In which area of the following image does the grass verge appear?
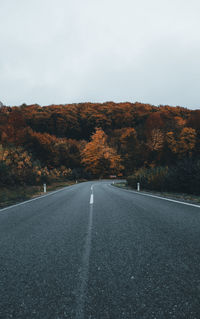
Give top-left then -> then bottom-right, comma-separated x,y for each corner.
0,180 -> 75,209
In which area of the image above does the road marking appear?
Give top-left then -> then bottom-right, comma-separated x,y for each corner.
0,184 -> 76,212
75,195 -> 94,319
110,184 -> 200,209
90,194 -> 94,205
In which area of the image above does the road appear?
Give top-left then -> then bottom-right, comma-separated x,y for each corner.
0,180 -> 200,319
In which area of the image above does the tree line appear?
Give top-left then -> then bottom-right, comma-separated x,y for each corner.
0,102 -> 199,193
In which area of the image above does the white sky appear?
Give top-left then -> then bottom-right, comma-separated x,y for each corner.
0,0 -> 200,109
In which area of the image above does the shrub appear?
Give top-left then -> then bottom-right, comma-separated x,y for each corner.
127,158 -> 200,195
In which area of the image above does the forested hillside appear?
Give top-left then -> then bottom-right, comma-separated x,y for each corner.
0,102 -> 199,193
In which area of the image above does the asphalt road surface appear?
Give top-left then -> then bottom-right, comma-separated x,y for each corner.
0,180 -> 200,319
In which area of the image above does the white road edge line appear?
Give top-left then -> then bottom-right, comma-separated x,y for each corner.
110,184 -> 200,209
0,184 -> 76,212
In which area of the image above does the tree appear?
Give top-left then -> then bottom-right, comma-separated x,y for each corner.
179,127 -> 196,156
166,127 -> 196,157
119,127 -> 140,174
0,109 -> 27,146
81,128 -> 124,177
147,129 -> 164,152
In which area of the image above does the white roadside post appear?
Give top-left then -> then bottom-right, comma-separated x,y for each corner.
44,183 -> 47,193
137,182 -> 140,192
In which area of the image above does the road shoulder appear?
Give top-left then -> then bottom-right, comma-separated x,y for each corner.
112,182 -> 200,207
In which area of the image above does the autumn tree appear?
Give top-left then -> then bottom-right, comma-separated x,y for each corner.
54,138 -> 83,168
81,128 -> 124,177
119,127 -> 141,174
0,108 -> 27,146
166,127 -> 196,158
179,127 -> 196,156
0,102 -> 199,185
0,145 -> 37,185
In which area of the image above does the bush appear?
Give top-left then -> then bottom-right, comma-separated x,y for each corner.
0,161 -> 13,186
127,166 -> 169,192
127,158 -> 200,195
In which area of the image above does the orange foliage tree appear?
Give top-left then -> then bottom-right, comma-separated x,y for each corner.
119,127 -> 140,174
166,127 -> 196,157
81,128 -> 124,177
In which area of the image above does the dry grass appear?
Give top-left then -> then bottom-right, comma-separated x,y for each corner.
0,180 -> 75,209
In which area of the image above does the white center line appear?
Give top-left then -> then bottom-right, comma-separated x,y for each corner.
75,187 -> 94,319
90,194 -> 94,205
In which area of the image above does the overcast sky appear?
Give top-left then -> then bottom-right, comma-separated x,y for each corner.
0,0 -> 200,109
